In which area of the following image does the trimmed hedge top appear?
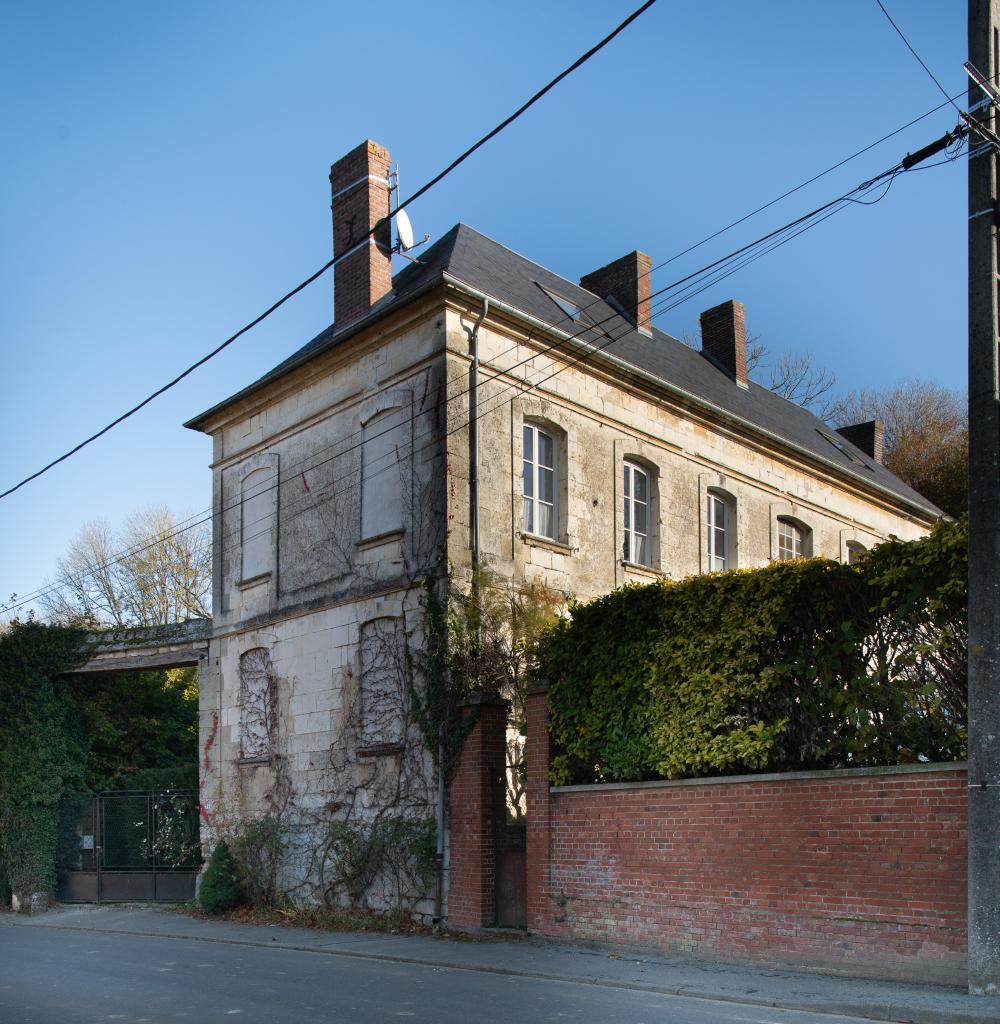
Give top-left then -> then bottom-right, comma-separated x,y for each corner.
539,519 -> 966,785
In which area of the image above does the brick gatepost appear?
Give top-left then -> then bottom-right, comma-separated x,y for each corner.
525,680 -> 552,933
447,692 -> 507,928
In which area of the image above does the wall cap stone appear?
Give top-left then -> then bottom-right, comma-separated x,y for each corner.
551,760 -> 967,793
459,691 -> 508,709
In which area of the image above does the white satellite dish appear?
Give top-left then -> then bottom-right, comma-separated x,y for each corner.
394,208 -> 415,252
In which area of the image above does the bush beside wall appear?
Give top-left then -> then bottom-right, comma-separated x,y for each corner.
540,520 -> 966,785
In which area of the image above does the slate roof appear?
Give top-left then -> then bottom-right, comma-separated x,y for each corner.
186,223 -> 940,518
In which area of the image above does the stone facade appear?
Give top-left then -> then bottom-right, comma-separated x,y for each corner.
192,298 -> 447,905
186,140 -> 938,916
442,297 -> 929,600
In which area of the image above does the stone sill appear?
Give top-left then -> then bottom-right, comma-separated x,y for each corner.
519,533 -> 573,556
621,560 -> 666,580
356,529 -> 405,553
237,572 -> 271,591
236,755 -> 273,768
357,742 -> 405,758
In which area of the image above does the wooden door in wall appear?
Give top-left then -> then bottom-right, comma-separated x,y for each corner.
495,822 -> 526,927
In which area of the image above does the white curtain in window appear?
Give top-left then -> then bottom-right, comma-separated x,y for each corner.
523,424 -> 556,539
778,518 -> 806,560
623,462 -> 649,565
706,492 -> 729,571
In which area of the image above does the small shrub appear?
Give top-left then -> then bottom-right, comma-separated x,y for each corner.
224,816 -> 286,907
199,840 -> 245,915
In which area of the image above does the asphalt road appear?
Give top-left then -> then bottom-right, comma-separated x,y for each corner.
0,925 -> 889,1024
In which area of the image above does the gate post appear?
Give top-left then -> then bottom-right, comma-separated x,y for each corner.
525,680 -> 552,933
447,692 -> 507,928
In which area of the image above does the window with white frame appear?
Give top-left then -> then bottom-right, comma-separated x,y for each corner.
706,490 -> 731,572
622,461 -> 650,566
522,423 -> 557,539
846,540 -> 867,565
777,517 -> 810,560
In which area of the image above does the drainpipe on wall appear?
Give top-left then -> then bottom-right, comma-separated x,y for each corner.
469,298 -> 489,589
434,297 -> 489,923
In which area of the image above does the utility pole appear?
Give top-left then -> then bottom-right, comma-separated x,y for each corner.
968,0 -> 1000,997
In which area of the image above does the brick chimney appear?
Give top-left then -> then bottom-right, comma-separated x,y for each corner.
700,299 -> 748,388
329,140 -> 393,327
580,251 -> 652,336
836,420 -> 885,464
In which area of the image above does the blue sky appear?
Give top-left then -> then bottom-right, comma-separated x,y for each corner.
0,0 -> 968,614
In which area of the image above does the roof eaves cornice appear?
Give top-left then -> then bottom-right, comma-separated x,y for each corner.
440,272 -> 939,523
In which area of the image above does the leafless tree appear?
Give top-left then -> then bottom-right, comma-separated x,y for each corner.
40,505 -> 211,627
826,380 -> 968,518
683,332 -> 837,413
757,351 -> 837,412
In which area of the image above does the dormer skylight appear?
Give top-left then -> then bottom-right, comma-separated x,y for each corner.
537,284 -> 593,326
817,428 -> 872,469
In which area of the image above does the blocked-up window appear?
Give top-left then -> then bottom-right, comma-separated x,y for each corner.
239,647 -> 276,759
361,407 -> 406,540
359,618 -> 404,750
241,465 -> 276,580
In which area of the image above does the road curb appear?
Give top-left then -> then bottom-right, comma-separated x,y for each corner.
11,918 -> 997,1024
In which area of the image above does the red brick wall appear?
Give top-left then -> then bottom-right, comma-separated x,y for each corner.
447,696 -> 507,928
525,690 -> 967,982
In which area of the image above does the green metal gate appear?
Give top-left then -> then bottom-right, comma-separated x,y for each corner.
56,791 -> 202,902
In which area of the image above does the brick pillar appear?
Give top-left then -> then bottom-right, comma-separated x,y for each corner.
525,681 -> 553,933
447,692 -> 507,928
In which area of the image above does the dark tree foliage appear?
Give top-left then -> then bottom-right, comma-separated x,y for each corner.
0,620 -> 199,903
540,520 -> 967,785
73,668 -> 198,791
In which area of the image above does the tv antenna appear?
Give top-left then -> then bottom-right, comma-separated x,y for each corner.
388,164 -> 429,261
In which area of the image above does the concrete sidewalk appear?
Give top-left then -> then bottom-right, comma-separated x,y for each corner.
5,904 -> 999,1024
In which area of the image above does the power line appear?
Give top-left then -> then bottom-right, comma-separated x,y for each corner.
641,86 -> 966,281
873,0 -> 960,114
7,154 -> 953,615
0,0 -> 659,503
4,146 -> 961,618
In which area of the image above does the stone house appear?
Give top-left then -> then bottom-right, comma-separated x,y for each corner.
185,139 -> 939,912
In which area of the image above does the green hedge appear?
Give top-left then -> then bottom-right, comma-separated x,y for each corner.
0,620 -> 91,902
541,519 -> 966,785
